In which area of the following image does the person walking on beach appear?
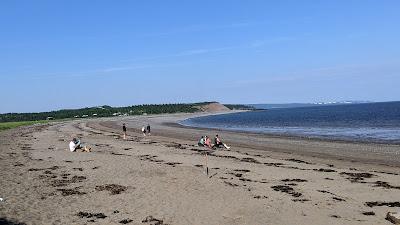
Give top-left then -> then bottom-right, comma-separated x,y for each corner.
141,126 -> 147,136
146,124 -> 151,135
122,123 -> 127,140
214,134 -> 230,149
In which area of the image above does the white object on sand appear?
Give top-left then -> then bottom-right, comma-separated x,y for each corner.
386,212 -> 400,225
69,140 -> 81,152
0,197 -> 4,202
69,141 -> 76,152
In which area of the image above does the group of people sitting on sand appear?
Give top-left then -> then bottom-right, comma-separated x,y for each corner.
198,134 -> 230,150
69,123 -> 232,153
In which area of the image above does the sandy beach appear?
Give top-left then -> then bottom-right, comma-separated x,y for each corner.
1,112 -> 400,225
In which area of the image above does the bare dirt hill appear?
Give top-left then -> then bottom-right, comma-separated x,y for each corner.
195,102 -> 231,112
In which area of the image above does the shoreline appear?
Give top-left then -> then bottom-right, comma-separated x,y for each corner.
178,111 -> 400,146
176,121 -> 400,146
93,113 -> 400,168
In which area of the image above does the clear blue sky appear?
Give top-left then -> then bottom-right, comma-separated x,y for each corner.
1,1 -> 399,113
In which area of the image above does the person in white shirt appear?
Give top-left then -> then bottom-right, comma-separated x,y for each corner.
142,126 -> 147,136
69,138 -> 81,152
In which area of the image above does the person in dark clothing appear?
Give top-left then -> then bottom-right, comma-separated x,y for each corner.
146,124 -> 151,135
214,134 -> 230,149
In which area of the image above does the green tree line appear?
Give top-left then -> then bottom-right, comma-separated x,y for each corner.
0,102 -> 255,123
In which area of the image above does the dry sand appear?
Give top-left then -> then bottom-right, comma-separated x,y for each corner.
1,113 -> 399,225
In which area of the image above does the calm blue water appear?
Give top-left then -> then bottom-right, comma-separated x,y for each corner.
181,102 -> 400,144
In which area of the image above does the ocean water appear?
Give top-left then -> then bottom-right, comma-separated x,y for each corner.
181,101 -> 400,144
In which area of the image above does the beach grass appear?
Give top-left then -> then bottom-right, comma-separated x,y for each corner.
0,120 -> 49,132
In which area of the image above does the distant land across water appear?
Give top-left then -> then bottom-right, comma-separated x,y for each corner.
248,101 -> 373,110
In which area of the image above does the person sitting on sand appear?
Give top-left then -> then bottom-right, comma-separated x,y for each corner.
69,138 -> 82,152
214,134 -> 230,149
198,136 -> 205,147
204,136 -> 214,149
69,138 -> 91,152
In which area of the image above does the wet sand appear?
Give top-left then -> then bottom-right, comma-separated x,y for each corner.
0,113 -> 399,225
98,113 -> 400,168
